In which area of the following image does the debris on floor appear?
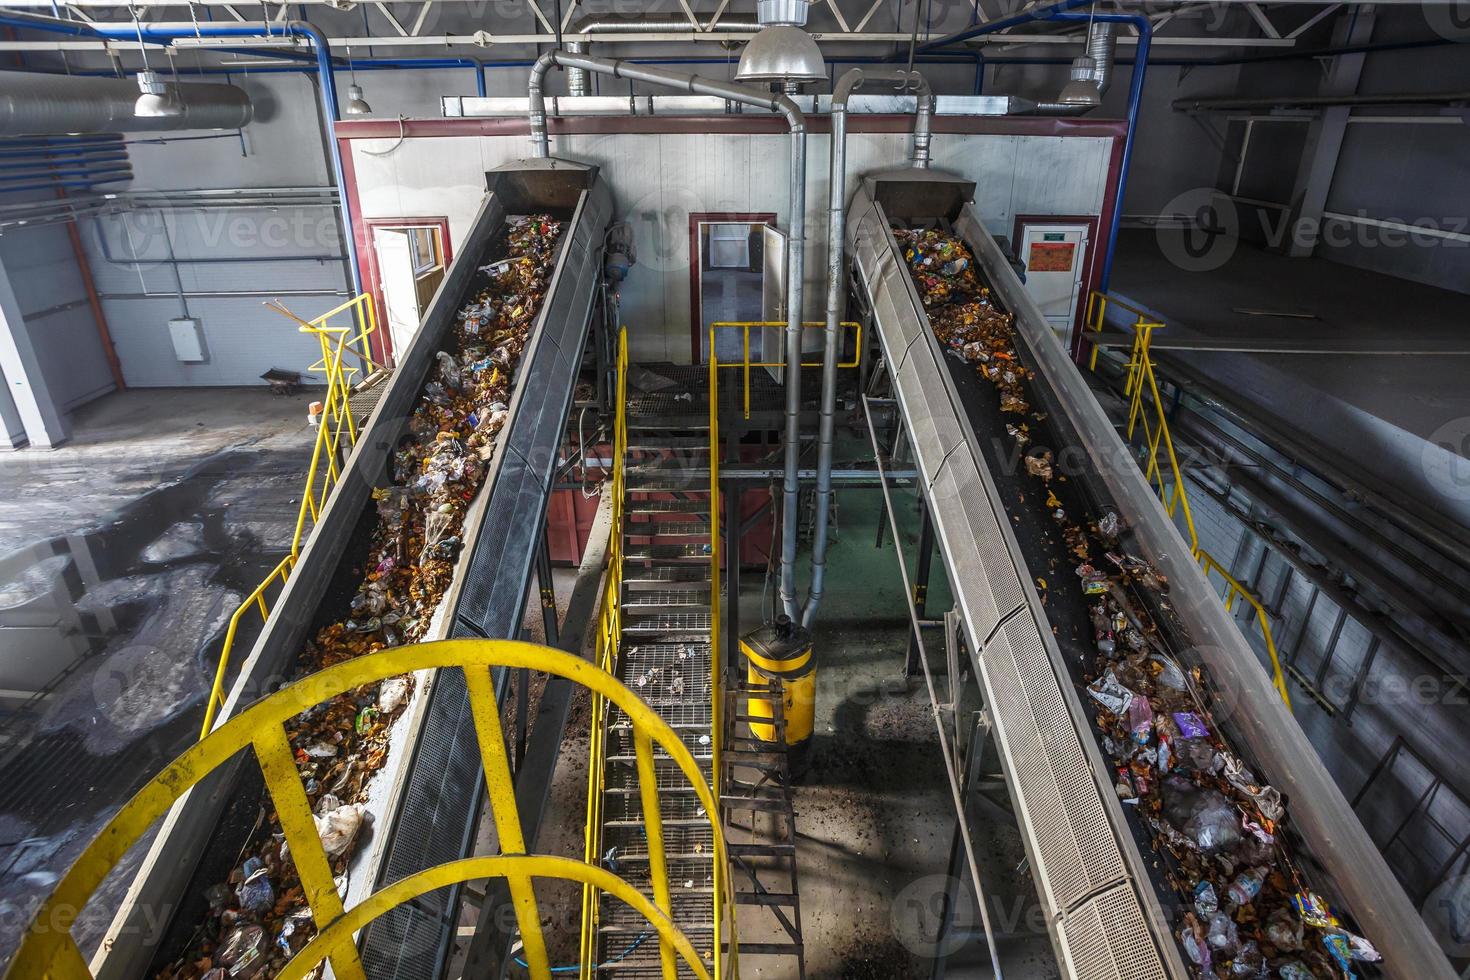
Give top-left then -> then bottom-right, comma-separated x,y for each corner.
155,215 -> 565,980
896,226 -> 1382,980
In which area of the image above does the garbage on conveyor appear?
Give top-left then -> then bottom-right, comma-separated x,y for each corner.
156,215 -> 565,980
894,226 -> 1384,980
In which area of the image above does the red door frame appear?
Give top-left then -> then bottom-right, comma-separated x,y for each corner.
1012,213 -> 1101,349
362,216 -> 454,365
688,211 -> 779,364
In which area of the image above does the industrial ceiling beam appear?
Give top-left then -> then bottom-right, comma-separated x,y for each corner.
0,31 -> 1303,49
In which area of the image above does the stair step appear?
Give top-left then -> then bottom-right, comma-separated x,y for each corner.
622,611 -> 712,634
627,436 -> 713,451
734,891 -> 798,907
622,565 -> 711,587
734,942 -> 805,956
621,589 -> 712,613
626,466 -> 712,491
624,545 -> 711,564
728,842 -> 798,857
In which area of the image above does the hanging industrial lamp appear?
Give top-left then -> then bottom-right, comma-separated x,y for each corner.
734,25 -> 826,84
345,49 -> 373,115
131,6 -> 182,118
135,68 -> 183,117
1057,54 -> 1101,106
1057,5 -> 1102,107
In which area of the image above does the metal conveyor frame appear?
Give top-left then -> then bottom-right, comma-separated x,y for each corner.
94,158 -> 613,980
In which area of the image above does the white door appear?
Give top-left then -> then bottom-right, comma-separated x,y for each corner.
374,228 -> 422,362
1019,223 -> 1089,350
760,226 -> 789,381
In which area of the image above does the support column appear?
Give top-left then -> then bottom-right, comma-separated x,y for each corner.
0,257 -> 69,448
1283,8 -> 1374,258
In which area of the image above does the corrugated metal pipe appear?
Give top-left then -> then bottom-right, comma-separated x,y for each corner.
1031,20 -> 1115,115
803,66 -> 932,627
560,15 -> 758,96
528,49 -> 810,620
0,69 -> 252,135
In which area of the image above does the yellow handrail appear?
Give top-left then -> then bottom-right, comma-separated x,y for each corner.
9,640 -> 722,980
707,324 -> 725,978
580,329 -> 628,975
200,295 -> 385,739
1198,552 -> 1294,709
1085,291 -> 1292,711
710,321 -> 862,419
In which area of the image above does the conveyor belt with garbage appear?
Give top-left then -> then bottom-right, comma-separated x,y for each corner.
847,167 -> 1449,980
94,159 -> 614,980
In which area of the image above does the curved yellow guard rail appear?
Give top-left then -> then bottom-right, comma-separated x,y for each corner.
200,295 -> 384,739
9,639 -> 726,980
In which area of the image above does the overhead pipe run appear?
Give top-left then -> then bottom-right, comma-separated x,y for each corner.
559,14 -> 758,96
0,69 -> 252,135
804,66 -> 932,627
526,48 -> 810,622
0,11 -> 361,293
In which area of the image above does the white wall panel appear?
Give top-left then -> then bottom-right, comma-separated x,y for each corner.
351,128 -> 1113,364
0,225 -> 114,411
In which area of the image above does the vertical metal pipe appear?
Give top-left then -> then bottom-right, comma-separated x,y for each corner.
565,40 -> 589,96
802,66 -> 928,627
522,52 -> 812,620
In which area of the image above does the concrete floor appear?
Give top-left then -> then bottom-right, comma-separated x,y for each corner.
0,387 -> 315,965
497,460 -> 1055,978
1110,229 -> 1470,529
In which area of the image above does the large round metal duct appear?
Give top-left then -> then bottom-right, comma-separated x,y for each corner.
0,71 -> 253,136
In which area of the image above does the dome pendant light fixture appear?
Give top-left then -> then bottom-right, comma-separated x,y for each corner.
1057,4 -> 1102,107
130,8 -> 182,118
1057,54 -> 1101,106
345,49 -> 373,115
135,68 -> 183,117
734,25 -> 826,85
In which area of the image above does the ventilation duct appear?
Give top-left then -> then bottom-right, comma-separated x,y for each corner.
0,70 -> 253,136
561,15 -> 758,95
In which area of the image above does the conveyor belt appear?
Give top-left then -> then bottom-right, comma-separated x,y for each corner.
848,168 -> 1455,980
94,158 -> 613,980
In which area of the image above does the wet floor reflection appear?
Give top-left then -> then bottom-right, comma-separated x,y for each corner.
0,448 -> 298,960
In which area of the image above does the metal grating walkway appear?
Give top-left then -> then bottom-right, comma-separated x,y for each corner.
597,423 -> 718,977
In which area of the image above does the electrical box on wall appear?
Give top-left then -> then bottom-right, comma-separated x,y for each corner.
168,317 -> 207,363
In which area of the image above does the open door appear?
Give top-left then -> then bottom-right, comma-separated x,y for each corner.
371,222 -> 449,363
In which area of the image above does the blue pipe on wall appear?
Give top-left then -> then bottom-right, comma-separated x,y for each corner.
0,11 -> 361,292
908,0 -> 1095,57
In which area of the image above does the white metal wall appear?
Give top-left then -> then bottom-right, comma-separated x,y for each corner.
349,128 -> 1114,362
0,223 -> 115,411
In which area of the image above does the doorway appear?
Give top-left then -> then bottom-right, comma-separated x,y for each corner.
690,212 -> 779,366
369,219 -> 451,364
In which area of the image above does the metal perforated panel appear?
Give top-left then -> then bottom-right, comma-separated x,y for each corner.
1058,883 -> 1171,980
849,176 -> 1176,980
357,168 -> 613,980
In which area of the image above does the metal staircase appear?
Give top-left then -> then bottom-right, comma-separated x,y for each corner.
595,410 -> 719,977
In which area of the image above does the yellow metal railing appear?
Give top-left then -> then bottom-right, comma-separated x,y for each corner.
199,295 -> 385,739
707,324 -> 725,977
580,328 -> 628,975
1085,292 -> 1292,710
710,321 -> 862,419
1198,552 -> 1294,707
8,640 -> 721,980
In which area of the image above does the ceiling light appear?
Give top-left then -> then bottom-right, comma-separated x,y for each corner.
756,0 -> 812,26
1057,55 -> 1101,106
346,83 -> 373,115
135,69 -> 183,118
734,25 -> 826,85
